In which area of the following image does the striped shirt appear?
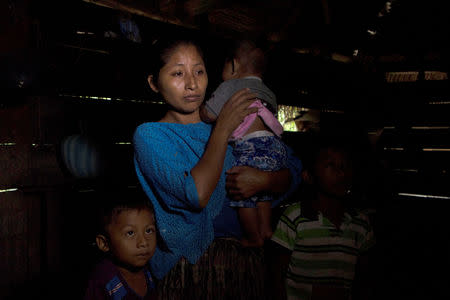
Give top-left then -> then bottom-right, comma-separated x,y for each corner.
271,202 -> 375,300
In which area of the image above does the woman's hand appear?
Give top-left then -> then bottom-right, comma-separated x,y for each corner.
192,89 -> 257,208
226,166 -> 291,200
225,166 -> 269,200
214,88 -> 259,139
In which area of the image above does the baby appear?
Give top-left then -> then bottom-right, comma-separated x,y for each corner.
84,189 -> 157,299
201,39 -> 287,247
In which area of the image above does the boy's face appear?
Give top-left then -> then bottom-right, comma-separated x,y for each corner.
105,209 -> 156,269
313,147 -> 353,199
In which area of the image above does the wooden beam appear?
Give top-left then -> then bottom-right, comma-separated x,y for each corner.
60,43 -> 110,55
82,0 -> 199,29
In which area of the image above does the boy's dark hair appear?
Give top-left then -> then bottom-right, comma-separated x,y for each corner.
300,132 -> 355,173
95,187 -> 155,236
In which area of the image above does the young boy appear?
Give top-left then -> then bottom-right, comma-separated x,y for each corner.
200,39 -> 287,247
84,189 -> 157,300
270,135 -> 376,300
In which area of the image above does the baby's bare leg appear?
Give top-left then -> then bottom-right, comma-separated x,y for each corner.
257,201 -> 273,240
238,207 -> 264,247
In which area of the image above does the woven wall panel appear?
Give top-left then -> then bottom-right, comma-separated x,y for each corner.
0,191 -> 41,295
0,146 -> 31,187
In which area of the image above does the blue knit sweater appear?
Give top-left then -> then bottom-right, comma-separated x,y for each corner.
133,121 -> 302,279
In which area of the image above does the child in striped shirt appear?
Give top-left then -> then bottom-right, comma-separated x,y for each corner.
271,135 -> 376,300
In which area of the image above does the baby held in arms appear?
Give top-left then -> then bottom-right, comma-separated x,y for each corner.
201,39 -> 287,247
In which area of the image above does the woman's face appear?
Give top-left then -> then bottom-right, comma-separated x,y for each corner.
151,44 -> 208,116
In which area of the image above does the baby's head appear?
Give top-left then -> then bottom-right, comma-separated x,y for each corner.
95,189 -> 156,271
222,39 -> 266,81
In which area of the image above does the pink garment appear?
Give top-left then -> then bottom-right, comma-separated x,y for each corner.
231,100 -> 284,140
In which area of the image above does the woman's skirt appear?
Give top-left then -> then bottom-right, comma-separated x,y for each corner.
156,237 -> 268,300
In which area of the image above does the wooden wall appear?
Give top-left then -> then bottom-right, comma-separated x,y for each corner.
0,95 -> 163,299
1,1 -> 449,299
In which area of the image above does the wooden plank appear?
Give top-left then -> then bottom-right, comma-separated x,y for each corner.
0,99 -> 35,187
25,192 -> 42,280
0,190 -> 28,293
0,146 -> 31,187
0,100 -> 36,145
82,0 -> 198,29
36,97 -> 67,145
44,190 -> 64,274
29,145 -> 67,187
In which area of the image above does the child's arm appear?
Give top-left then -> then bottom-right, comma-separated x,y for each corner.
191,88 -> 258,208
200,102 -> 218,123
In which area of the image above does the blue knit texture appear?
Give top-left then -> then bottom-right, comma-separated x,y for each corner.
133,121 -> 302,279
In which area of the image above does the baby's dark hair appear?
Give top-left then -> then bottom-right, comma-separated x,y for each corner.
95,187 -> 155,237
225,39 -> 267,76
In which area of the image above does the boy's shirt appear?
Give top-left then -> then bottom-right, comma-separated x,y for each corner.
271,202 -> 376,300
84,258 -> 157,300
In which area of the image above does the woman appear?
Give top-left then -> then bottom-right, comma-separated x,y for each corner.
133,37 -> 302,299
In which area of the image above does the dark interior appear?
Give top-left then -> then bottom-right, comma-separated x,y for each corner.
1,0 -> 449,299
